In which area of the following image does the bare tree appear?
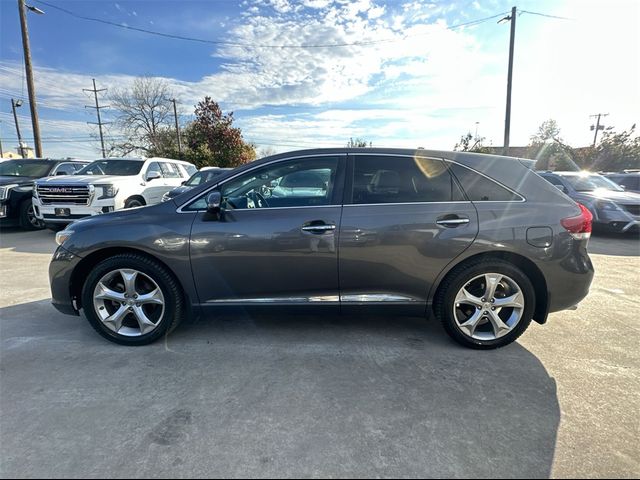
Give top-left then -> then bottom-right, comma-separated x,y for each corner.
258,146 -> 278,158
347,137 -> 372,148
107,76 -> 175,156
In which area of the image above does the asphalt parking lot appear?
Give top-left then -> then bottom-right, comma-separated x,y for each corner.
0,227 -> 638,478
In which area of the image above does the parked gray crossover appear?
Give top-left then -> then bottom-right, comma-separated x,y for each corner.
49,149 -> 594,349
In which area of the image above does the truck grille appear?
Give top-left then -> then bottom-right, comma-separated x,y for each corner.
622,204 -> 640,216
37,185 -> 91,205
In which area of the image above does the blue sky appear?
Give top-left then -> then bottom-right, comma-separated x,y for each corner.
1,0 -> 638,158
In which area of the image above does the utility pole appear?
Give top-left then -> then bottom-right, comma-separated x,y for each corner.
11,99 -> 25,158
172,99 -> 182,158
84,79 -> 109,158
17,0 -> 43,157
590,113 -> 608,147
502,6 -> 517,155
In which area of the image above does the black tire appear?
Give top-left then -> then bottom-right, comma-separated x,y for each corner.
19,199 -> 44,230
124,198 -> 145,209
81,253 -> 185,346
434,259 -> 535,350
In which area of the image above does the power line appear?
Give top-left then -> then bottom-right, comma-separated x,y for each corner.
33,0 -> 509,49
520,10 -> 573,21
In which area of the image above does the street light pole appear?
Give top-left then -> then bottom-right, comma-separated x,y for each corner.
17,0 -> 43,157
11,99 -> 25,158
502,6 -> 517,156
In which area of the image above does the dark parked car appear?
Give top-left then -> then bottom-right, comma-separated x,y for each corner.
161,167 -> 232,202
50,149 -> 594,349
539,171 -> 640,233
604,172 -> 640,194
0,158 -> 89,230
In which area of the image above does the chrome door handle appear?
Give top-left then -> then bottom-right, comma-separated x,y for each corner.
302,224 -> 336,233
436,217 -> 470,227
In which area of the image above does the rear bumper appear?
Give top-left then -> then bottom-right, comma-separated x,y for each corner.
544,237 -> 594,314
49,245 -> 83,316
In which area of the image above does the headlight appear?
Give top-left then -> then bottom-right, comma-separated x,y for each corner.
0,184 -> 18,200
96,184 -> 118,199
55,229 -> 74,246
595,200 -> 622,211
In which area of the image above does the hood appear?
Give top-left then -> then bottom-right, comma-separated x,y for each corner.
36,174 -> 137,185
165,185 -> 192,198
573,189 -> 640,204
0,175 -> 39,186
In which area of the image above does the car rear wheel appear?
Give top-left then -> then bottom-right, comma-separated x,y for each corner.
434,259 -> 535,349
81,253 -> 184,345
19,199 -> 44,230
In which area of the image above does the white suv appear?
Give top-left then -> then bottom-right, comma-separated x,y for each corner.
33,157 -> 196,228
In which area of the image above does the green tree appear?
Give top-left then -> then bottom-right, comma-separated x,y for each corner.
454,132 -> 492,153
528,120 -> 577,171
186,97 -> 256,168
585,126 -> 640,171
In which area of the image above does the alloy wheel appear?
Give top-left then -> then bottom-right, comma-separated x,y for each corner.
93,269 -> 165,337
453,273 -> 525,341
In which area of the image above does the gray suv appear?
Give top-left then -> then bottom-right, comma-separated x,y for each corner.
49,149 -> 594,349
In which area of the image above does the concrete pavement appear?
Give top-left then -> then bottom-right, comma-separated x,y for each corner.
0,228 -> 638,478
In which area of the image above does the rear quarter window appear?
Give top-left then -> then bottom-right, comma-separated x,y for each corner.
448,163 -> 523,201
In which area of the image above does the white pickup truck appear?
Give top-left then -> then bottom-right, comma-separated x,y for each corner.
33,157 -> 196,229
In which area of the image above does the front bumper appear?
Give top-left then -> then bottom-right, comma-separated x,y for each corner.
33,197 -> 116,224
49,245 -> 83,316
0,200 -> 20,226
593,208 -> 640,233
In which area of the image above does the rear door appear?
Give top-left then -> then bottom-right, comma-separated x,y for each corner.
339,153 -> 478,313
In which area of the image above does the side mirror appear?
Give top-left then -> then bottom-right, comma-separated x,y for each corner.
206,191 -> 222,214
146,171 -> 162,181
554,184 -> 567,193
181,180 -> 187,185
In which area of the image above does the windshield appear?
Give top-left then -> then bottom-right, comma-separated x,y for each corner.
565,174 -> 624,192
185,170 -> 226,186
76,160 -> 144,176
0,160 -> 53,178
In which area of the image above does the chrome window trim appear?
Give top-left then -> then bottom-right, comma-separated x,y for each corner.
343,201 -> 473,207
176,153 -> 347,213
349,152 -> 527,203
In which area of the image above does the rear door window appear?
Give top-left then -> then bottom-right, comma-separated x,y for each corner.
351,156 -> 464,204
448,163 -> 522,201
160,162 -> 183,178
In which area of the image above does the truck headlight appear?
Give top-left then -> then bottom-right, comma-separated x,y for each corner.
55,229 -> 74,246
96,184 -> 118,199
0,184 -> 18,200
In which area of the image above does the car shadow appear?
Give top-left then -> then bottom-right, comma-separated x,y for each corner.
0,227 -> 57,255
1,299 -> 560,478
588,230 -> 639,256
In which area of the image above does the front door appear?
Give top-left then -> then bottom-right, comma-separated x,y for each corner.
339,154 -> 478,313
189,155 -> 345,306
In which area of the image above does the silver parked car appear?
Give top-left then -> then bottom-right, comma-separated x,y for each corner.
539,171 -> 640,233
50,149 -> 594,349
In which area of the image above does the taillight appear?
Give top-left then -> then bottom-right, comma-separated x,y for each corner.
561,203 -> 593,240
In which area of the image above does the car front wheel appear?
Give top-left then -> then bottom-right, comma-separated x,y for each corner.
435,259 -> 535,349
81,253 -> 184,345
